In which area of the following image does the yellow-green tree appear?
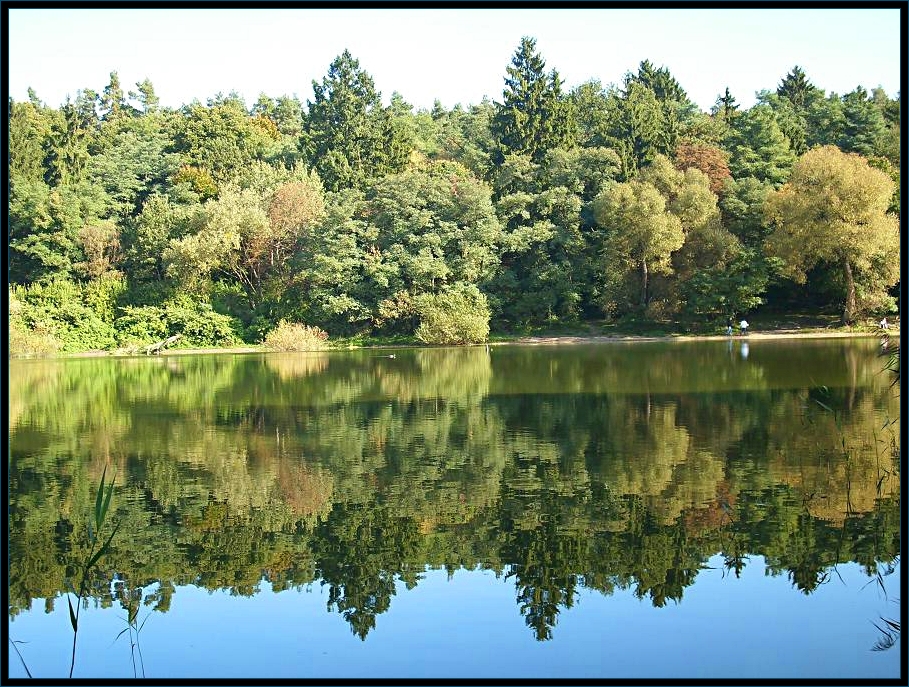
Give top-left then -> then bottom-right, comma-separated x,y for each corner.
592,178 -> 684,313
764,145 -> 899,323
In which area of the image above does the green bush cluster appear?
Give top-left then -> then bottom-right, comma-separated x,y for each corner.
8,294 -> 62,357
8,279 -> 245,356
263,320 -> 330,351
414,285 -> 491,345
116,295 -> 244,349
10,279 -> 119,353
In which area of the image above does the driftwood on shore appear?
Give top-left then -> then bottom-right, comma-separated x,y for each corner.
145,334 -> 181,355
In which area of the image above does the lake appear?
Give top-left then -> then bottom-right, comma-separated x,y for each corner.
6,337 -> 901,679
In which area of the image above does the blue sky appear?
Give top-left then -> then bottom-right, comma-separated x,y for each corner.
7,8 -> 902,112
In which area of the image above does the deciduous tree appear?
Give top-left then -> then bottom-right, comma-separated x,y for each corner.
764,146 -> 899,323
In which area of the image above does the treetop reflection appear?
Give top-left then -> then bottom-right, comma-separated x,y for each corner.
8,339 -> 900,640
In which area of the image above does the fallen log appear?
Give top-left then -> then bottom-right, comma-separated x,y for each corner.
145,334 -> 181,355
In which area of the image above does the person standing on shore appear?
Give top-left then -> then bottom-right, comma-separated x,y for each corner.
726,316 -> 734,336
739,319 -> 749,335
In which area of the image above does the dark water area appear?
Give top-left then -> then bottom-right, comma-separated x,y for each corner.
6,338 -> 901,678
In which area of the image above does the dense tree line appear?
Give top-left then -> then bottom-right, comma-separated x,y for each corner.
8,39 -> 901,352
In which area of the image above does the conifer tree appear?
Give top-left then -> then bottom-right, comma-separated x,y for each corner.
492,37 -> 576,164
776,66 -> 821,111
304,50 -> 410,192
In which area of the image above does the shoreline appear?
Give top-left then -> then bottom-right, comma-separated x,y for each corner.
508,330 -> 895,346
28,328 -> 898,359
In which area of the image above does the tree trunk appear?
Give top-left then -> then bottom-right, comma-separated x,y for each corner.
640,258 -> 649,310
842,258 -> 856,324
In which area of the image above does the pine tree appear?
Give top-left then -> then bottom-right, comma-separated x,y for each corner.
712,87 -> 739,125
776,66 -> 821,111
304,50 -> 410,192
100,71 -> 128,120
44,99 -> 89,185
839,86 -> 888,158
130,78 -> 160,114
493,36 -> 576,164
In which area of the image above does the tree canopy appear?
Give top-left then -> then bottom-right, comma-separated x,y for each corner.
7,39 -> 901,354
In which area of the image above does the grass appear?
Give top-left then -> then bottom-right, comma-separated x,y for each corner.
66,466 -> 119,678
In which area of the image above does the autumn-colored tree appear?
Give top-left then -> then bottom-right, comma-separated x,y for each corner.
764,146 -> 899,323
673,143 -> 732,196
76,221 -> 122,280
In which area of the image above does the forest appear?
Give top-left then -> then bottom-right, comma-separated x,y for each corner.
8,37 -> 902,353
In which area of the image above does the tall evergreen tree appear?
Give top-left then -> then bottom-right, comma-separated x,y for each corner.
776,66 -> 821,111
605,81 -> 663,179
9,96 -> 54,182
130,78 -> 160,114
304,50 -> 410,192
44,100 -> 89,186
100,71 -> 128,121
711,87 -> 739,125
492,37 -> 576,164
724,104 -> 796,187
839,86 -> 888,158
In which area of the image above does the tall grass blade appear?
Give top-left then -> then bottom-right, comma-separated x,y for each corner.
101,473 -> 115,525
10,638 -> 33,678
67,596 -> 78,632
94,466 -> 107,532
86,521 -> 121,571
814,399 -> 833,413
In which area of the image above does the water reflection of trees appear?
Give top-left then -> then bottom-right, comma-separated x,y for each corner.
8,341 -> 900,640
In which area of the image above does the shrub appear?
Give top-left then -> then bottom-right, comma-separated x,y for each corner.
11,279 -> 118,352
8,294 -> 61,357
114,305 -> 170,346
161,297 -> 243,348
414,284 -> 490,345
263,320 -> 329,351
114,296 -> 244,349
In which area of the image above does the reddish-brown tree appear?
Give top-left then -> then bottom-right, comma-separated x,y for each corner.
673,143 -> 731,196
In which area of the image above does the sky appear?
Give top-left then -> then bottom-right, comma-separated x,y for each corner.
6,8 -> 903,113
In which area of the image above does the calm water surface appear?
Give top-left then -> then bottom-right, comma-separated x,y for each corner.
7,338 -> 901,679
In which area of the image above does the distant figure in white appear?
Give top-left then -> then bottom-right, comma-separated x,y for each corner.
879,317 -> 889,331
739,319 -> 749,335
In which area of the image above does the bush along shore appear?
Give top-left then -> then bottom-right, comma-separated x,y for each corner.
10,313 -> 898,360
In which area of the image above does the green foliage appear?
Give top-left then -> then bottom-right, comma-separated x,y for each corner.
839,86 -> 889,159
493,37 -> 576,163
297,161 -> 500,336
680,248 -> 779,318
764,146 -> 899,323
414,284 -> 491,345
304,50 -> 410,191
11,279 -> 120,352
170,96 -> 279,184
8,292 -> 62,357
263,320 -> 329,351
9,97 -> 55,182
725,104 -> 796,186
592,161 -> 686,314
5,56 -> 899,349
115,295 -> 243,348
